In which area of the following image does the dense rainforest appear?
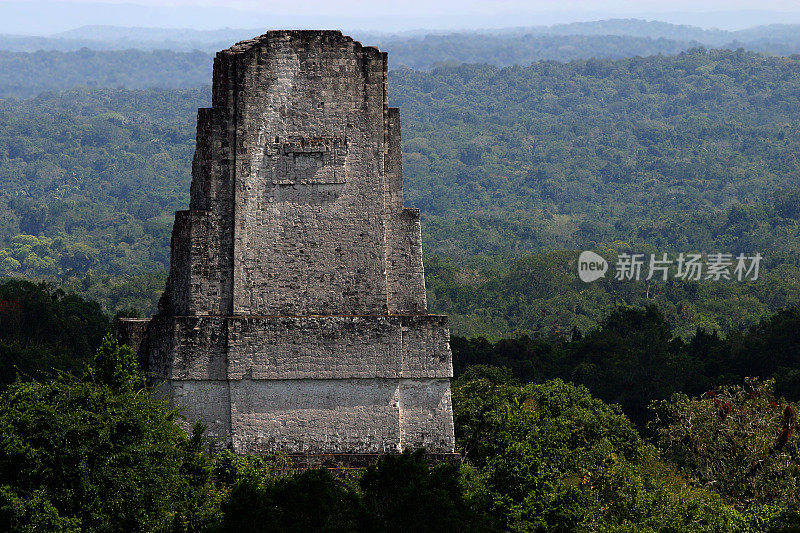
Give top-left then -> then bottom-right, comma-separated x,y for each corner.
1,279 -> 800,531
3,24 -> 800,531
1,49 -> 800,336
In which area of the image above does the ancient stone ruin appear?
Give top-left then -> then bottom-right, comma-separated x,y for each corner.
119,30 -> 456,458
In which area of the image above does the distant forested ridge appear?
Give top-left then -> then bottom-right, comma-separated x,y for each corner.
0,37 -> 694,97
1,18 -> 799,56
380,34 -> 698,70
1,49 -> 800,334
3,19 -> 800,96
0,49 -> 212,97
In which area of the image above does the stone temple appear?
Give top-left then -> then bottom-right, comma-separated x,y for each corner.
119,30 -> 456,458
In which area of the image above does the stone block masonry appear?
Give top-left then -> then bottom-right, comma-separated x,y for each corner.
118,30 -> 456,456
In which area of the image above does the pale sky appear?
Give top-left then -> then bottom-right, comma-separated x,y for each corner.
3,0 -> 800,35
46,0 -> 800,14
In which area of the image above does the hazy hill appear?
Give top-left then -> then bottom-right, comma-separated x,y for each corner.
380,33 -> 698,70
39,19 -> 726,46
508,18 -> 734,42
50,25 -> 262,43
2,19 -> 800,98
0,36 -> 705,97
1,18 -> 798,57
0,49 -> 212,97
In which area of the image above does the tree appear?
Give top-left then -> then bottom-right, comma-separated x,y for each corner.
452,376 -> 744,531
214,465 -> 364,533
651,378 -> 800,509
0,279 -> 110,386
360,449 -> 490,533
91,333 -> 143,392
0,375 -> 213,532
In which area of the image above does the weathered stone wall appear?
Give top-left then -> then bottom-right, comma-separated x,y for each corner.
230,32 -> 391,316
115,318 -> 150,356
385,107 -> 428,314
163,379 -> 232,448
166,377 -> 454,454
145,315 -> 450,380
229,378 -> 453,454
139,314 -> 455,453
129,30 -> 456,456
162,31 -> 430,318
